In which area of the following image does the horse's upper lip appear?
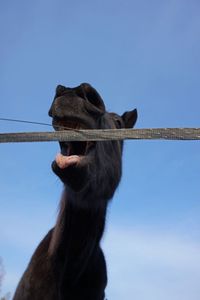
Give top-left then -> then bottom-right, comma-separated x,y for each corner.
52,117 -> 92,131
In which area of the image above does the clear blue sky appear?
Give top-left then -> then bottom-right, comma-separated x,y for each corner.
0,1 -> 200,299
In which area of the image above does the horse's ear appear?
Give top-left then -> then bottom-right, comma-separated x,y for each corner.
121,109 -> 138,128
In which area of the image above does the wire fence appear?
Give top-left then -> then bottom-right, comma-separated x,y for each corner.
0,128 -> 200,143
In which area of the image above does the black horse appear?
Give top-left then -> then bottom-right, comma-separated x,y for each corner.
13,83 -> 137,300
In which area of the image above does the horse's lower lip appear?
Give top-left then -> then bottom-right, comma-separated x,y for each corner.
57,141 -> 95,169
55,153 -> 82,169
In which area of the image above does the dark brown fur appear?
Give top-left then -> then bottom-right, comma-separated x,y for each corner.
13,83 -> 137,300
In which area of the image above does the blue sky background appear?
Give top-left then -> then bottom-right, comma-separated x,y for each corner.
0,0 -> 200,299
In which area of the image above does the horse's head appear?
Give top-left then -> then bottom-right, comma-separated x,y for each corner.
49,83 -> 137,195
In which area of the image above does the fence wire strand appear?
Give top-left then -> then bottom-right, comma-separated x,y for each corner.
0,128 -> 200,143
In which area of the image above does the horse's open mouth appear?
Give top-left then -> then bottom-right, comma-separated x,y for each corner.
53,119 -> 95,169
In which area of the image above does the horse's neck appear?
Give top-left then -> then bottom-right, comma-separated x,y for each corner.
49,186 -> 107,264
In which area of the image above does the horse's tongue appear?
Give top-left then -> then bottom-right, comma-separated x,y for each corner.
55,153 -> 81,169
